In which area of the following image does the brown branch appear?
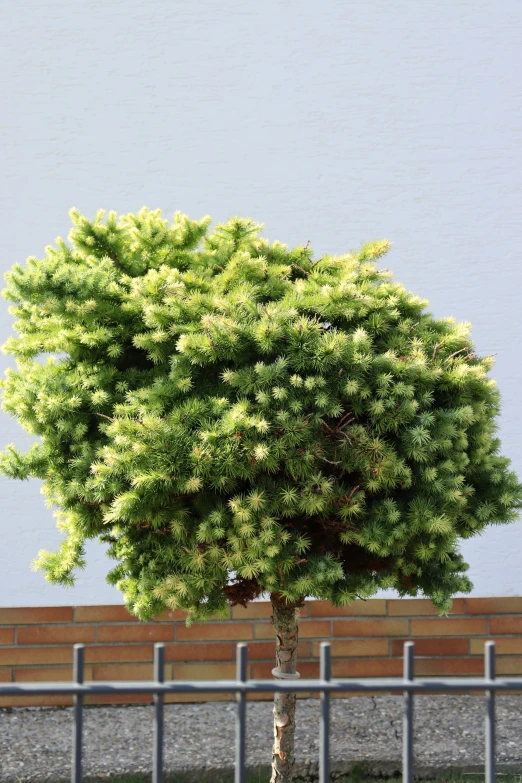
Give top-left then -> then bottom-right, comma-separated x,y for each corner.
203,327 -> 215,347
337,411 -> 355,430
292,414 -> 312,432
109,253 -> 125,271
346,484 -> 361,501
431,338 -> 449,361
332,484 -> 361,507
290,262 -> 309,277
442,348 -> 471,364
320,420 -> 335,434
320,413 -> 355,439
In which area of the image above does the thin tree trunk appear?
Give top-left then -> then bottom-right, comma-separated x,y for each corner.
270,593 -> 301,783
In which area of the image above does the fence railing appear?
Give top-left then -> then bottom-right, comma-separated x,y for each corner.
0,641 -> 518,783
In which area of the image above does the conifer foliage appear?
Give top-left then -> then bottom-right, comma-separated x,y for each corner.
1,207 -> 521,623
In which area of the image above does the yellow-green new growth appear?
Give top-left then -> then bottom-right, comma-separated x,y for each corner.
0,207 -> 520,623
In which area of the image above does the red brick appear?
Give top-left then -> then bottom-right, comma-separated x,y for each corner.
246,641 -> 311,661
231,603 -> 307,620
97,625 -> 174,643
388,598 -> 465,616
253,623 -> 277,639
496,657 -> 522,675
489,617 -> 522,635
314,639 -> 389,658
391,638 -> 468,657
246,641 -> 281,660
0,629 -> 14,645
74,605 -> 138,623
174,663 -> 236,680
411,618 -> 486,636
0,670 -> 11,682
18,625 -> 95,645
84,645 -> 153,663
177,623 -> 252,642
334,619 -> 408,637
297,621 -> 331,639
466,598 -> 522,615
93,663 -> 156,681
0,647 -> 72,666
165,643 -> 233,662
253,621 -> 331,640
231,603 -> 273,620
333,659 -> 403,677
310,600 -> 387,617
15,667 -> 93,682
470,638 -> 522,655
153,608 -> 189,622
251,661 -> 319,679
415,658 -> 483,676
0,607 -> 72,625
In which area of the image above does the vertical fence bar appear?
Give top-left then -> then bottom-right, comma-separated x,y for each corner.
402,642 -> 414,783
72,644 -> 84,783
319,642 -> 331,783
153,643 -> 165,783
235,643 -> 248,783
485,641 -> 496,783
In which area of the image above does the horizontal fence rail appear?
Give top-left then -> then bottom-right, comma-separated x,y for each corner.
0,641 -> 517,783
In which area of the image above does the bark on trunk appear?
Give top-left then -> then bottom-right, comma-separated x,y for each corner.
270,593 -> 301,783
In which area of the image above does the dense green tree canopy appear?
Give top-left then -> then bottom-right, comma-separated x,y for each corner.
1,207 -> 521,621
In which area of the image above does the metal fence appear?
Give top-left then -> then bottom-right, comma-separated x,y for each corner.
0,640 -> 518,783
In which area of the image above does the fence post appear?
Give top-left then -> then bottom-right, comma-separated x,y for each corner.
0,637 -> 513,783
72,644 -> 84,783
153,643 -> 165,783
485,641 -> 496,783
235,643 -> 248,783
319,642 -> 331,783
402,642 -> 414,783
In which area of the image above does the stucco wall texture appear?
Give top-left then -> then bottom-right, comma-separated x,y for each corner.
0,1 -> 521,607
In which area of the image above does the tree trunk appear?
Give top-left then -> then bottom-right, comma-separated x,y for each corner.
270,593 -> 301,783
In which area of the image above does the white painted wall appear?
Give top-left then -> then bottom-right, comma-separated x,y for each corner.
1,1 -> 521,607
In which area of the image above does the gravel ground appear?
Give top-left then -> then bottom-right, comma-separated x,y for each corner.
1,696 -> 522,782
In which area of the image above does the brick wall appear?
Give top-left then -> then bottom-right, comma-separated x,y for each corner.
0,598 -> 521,707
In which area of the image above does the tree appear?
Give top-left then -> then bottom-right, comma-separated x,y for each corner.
1,207 -> 521,782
